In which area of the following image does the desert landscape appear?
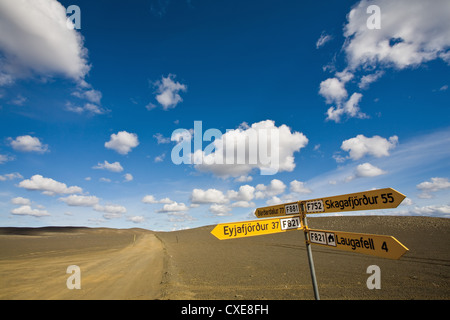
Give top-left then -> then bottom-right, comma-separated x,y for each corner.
0,216 -> 449,300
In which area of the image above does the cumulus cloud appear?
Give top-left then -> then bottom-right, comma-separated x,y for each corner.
59,195 -> 100,207
0,0 -> 90,84
190,188 -> 228,204
9,135 -> 48,153
344,0 -> 450,70
94,204 -> 127,219
319,77 -> 348,104
152,74 -> 187,110
340,134 -> 398,160
209,204 -> 232,216
11,205 -> 49,217
290,180 -> 312,194
11,196 -> 31,205
355,162 -> 387,177
255,179 -> 286,199
142,195 -> 175,204
93,160 -> 124,172
157,202 -> 189,213
345,162 -> 387,182
19,175 -> 82,195
193,120 -> 308,177
105,131 -> 139,155
319,0 -> 450,122
127,216 -> 145,223
417,177 -> 450,198
226,185 -> 255,202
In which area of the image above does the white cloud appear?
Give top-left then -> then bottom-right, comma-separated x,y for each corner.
0,0 -> 90,84
325,92 -> 367,123
316,32 -> 333,49
141,195 -> 158,204
105,131 -> 139,155
417,177 -> 450,198
11,205 -> 49,217
152,74 -> 187,110
319,77 -> 347,104
209,204 -> 232,216
65,101 -> 109,115
355,162 -> 387,177
340,134 -> 398,160
190,188 -> 228,204
0,172 -> 22,181
93,160 -> 124,172
11,196 -> 31,205
227,185 -> 255,202
319,0 -> 450,122
124,173 -> 133,182
154,153 -> 165,163
358,71 -> 385,89
235,175 -> 253,183
157,202 -> 189,213
266,196 -> 283,206
231,201 -> 255,208
9,135 -> 48,153
290,180 -> 312,194
343,0 -> 450,71
128,215 -> 145,223
59,195 -> 100,207
142,195 -> 175,204
72,89 -> 102,104
94,204 -> 127,219
194,120 -> 308,177
255,179 -> 286,199
153,133 -> 171,144
19,175 -> 82,195
0,154 -> 14,164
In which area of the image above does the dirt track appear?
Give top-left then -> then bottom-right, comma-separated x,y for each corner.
0,228 -> 163,299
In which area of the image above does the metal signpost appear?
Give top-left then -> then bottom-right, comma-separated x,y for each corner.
211,188 -> 408,300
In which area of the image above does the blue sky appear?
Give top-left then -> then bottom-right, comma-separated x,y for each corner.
0,0 -> 449,231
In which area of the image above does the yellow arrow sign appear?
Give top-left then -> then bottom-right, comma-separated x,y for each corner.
307,228 -> 408,260
302,188 -> 406,214
255,201 -> 300,219
254,188 -> 406,218
211,215 -> 303,240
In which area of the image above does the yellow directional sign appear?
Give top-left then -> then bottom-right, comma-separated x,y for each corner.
211,215 -> 303,240
307,228 -> 408,260
254,188 -> 406,218
302,188 -> 406,214
255,201 -> 300,218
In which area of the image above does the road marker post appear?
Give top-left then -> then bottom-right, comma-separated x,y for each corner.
300,207 -> 320,300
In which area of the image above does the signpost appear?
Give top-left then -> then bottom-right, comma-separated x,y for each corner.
210,187 -> 408,300
254,201 -> 300,219
301,188 -> 406,214
211,215 -> 302,240
307,228 -> 408,260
